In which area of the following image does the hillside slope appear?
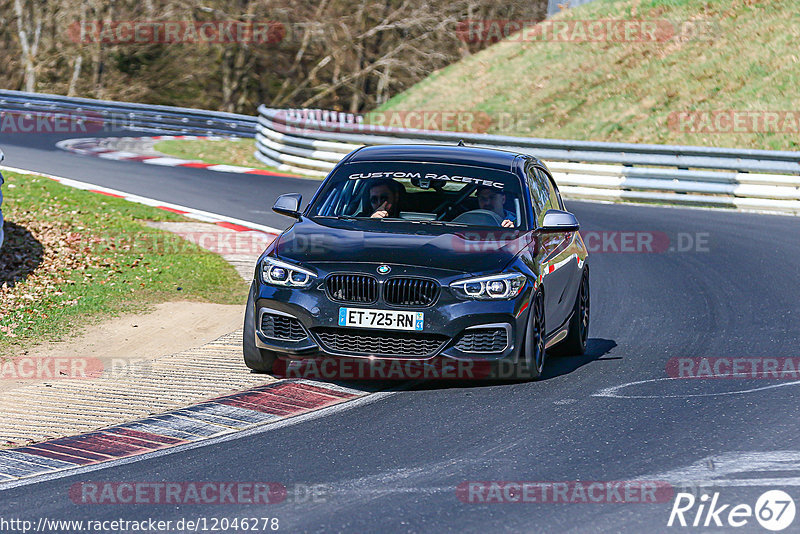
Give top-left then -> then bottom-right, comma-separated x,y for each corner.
379,0 -> 800,150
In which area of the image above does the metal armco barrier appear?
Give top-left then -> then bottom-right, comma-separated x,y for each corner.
0,90 -> 257,137
1,91 -> 797,215
255,106 -> 800,215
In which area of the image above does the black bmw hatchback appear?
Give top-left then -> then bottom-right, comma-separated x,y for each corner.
243,144 -> 589,379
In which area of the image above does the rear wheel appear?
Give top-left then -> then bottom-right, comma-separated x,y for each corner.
552,268 -> 590,357
243,282 -> 277,373
515,291 -> 546,380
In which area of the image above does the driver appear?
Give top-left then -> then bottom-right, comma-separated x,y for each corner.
367,178 -> 402,219
476,186 -> 516,228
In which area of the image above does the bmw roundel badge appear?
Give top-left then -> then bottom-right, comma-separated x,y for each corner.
377,265 -> 391,274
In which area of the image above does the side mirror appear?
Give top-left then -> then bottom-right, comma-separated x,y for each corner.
538,209 -> 579,233
273,193 -> 302,219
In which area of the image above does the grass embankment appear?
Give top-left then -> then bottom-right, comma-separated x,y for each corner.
378,0 -> 800,151
154,138 -> 320,178
0,171 -> 248,354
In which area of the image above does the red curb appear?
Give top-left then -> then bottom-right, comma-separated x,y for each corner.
249,390 -> 323,410
245,169 -> 305,178
179,162 -> 214,169
28,442 -> 112,462
217,396 -> 298,417
268,383 -> 346,404
89,190 -> 125,198
125,155 -> 161,162
228,390 -> 314,411
215,221 -> 253,232
156,206 -> 190,215
54,435 -> 146,458
90,431 -> 173,451
15,446 -> 94,466
59,136 -> 307,179
276,382 -> 358,399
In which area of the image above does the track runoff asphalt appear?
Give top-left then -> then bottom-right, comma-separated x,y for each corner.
1,131 -> 800,533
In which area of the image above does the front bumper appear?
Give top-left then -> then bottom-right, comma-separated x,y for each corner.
252,264 -> 533,363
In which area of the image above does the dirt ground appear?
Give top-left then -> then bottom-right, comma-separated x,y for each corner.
0,301 -> 244,393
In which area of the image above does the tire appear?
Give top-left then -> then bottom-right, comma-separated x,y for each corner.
515,291 -> 546,380
551,267 -> 590,357
243,281 -> 277,373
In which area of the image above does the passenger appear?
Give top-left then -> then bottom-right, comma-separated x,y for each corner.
476,185 -> 515,228
367,178 -> 403,219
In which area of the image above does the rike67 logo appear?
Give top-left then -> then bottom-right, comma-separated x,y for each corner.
668,490 -> 796,531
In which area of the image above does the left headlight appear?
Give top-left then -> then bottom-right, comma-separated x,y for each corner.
261,257 -> 317,288
450,272 -> 527,300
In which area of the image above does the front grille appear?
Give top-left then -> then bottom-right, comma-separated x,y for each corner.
326,274 -> 378,304
260,313 -> 307,341
384,278 -> 439,307
454,328 -> 508,353
314,328 -> 448,357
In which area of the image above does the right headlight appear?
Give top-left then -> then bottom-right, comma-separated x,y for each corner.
450,272 -> 527,300
261,257 -> 317,288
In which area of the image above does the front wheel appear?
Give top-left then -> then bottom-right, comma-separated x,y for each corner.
515,291 -> 546,380
243,282 -> 277,373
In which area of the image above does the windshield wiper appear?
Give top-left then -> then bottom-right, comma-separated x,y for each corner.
413,220 -> 469,227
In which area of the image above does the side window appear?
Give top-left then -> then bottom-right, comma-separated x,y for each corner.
525,165 -> 550,222
537,168 -> 561,211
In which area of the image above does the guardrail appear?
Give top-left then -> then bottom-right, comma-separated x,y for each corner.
0,90 -> 258,137
255,106 -> 800,215
1,91 -> 798,215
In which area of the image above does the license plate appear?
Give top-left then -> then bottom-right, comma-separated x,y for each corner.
338,308 -> 424,331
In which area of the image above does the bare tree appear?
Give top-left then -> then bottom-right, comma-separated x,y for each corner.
0,0 -> 548,112
12,0 -> 42,91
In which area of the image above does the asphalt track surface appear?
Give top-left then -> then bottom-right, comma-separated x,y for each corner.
2,131 -> 800,533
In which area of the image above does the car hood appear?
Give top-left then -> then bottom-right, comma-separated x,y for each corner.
274,218 -> 530,275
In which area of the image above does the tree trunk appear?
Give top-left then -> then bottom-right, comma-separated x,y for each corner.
13,0 -> 42,92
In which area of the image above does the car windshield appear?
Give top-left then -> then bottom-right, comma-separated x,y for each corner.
307,161 -> 528,229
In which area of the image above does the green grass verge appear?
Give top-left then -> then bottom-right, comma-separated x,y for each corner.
378,0 -> 800,151
0,171 -> 248,354
153,138 -> 322,179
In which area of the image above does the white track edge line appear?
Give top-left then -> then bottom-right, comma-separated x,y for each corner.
0,164 -> 284,235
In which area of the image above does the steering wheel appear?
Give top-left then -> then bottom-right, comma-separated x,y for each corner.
433,185 -> 478,220
451,209 -> 505,227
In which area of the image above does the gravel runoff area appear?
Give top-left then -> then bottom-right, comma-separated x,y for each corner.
0,222 -> 277,447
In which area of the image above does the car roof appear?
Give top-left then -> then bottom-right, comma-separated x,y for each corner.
344,144 -> 533,172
